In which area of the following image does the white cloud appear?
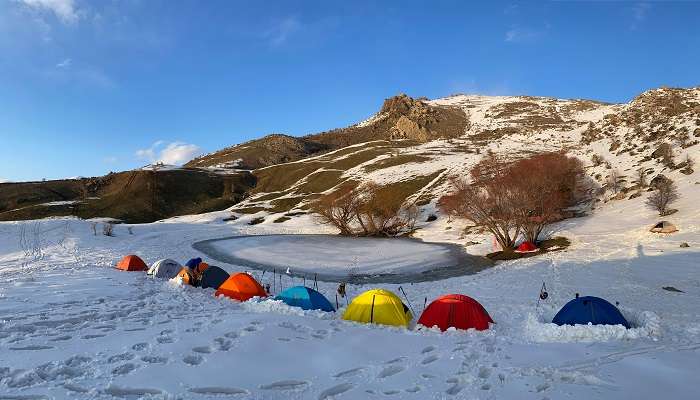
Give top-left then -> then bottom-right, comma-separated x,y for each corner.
632,2 -> 651,22
136,141 -> 202,166
630,2 -> 651,30
55,58 -> 71,68
264,16 -> 302,46
505,27 -> 541,43
0,178 -> 9,183
103,156 -> 117,164
17,0 -> 80,24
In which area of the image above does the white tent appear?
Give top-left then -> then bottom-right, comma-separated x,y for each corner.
147,259 -> 182,279
650,221 -> 678,234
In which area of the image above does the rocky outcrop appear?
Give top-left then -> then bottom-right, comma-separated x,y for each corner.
187,94 -> 468,170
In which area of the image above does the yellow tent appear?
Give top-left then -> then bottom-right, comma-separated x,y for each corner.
342,289 -> 412,327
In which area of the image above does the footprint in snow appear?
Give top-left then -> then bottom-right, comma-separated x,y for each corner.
277,338 -> 291,342
82,334 -> 105,339
141,355 -> 168,364
223,331 -> 239,339
192,346 -> 212,354
318,383 -> 354,400
9,345 -> 54,350
213,338 -> 233,351
183,354 -> 204,366
421,355 -> 439,365
156,336 -> 174,344
405,386 -> 421,393
446,382 -> 466,395
64,383 -> 90,393
383,390 -> 401,395
421,345 -> 437,354
332,367 -> 366,378
243,325 -> 259,333
384,357 -> 407,365
107,352 -> 135,363
377,365 -> 405,379
111,363 -> 138,375
49,335 -> 72,342
103,385 -> 163,397
259,380 -> 310,391
189,386 -> 250,395
131,342 -> 149,351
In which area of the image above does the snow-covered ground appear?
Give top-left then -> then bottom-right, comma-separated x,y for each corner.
1,176 -> 699,399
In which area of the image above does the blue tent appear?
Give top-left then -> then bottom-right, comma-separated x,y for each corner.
552,296 -> 630,328
200,265 -> 230,290
275,286 -> 335,312
185,257 -> 202,269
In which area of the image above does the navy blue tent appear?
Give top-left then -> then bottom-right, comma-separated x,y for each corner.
185,257 -> 202,269
200,266 -> 230,290
275,286 -> 335,312
552,296 -> 630,328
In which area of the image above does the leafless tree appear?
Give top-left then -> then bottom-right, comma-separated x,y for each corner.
657,143 -> 675,167
439,152 -> 586,249
685,153 -> 695,170
646,178 -> 680,216
607,169 -> 622,194
635,168 -> 648,188
312,182 -> 416,236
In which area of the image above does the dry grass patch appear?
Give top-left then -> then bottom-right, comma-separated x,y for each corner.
363,154 -> 431,173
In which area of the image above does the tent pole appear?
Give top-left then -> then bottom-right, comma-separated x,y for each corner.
399,286 -> 416,316
370,295 -> 376,323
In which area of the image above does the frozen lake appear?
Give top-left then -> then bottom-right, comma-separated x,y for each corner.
193,234 -> 492,283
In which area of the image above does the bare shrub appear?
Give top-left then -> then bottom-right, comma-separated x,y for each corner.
635,168 -> 648,188
607,169 -> 622,194
646,178 -> 680,216
591,154 -> 605,167
439,152 -> 586,250
655,143 -> 675,167
312,182 -> 416,237
685,154 -> 695,170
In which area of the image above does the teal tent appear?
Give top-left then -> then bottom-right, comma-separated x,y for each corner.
275,286 -> 335,312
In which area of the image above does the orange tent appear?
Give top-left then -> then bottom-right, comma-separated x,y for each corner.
175,267 -> 193,285
215,273 -> 267,301
116,255 -> 147,271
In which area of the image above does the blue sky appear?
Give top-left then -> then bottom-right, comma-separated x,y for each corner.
1,0 -> 699,182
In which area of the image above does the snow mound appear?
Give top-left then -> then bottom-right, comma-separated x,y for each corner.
523,311 -> 661,343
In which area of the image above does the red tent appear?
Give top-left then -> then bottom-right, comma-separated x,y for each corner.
116,255 -> 147,271
418,294 -> 493,331
514,241 -> 539,253
215,273 -> 267,302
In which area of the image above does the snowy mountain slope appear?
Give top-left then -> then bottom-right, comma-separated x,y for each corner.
227,87 -> 699,228
0,170 -> 699,399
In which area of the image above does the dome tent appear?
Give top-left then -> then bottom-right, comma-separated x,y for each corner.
215,273 -> 267,301
418,294 -> 493,331
650,221 -> 678,234
116,255 -> 147,272
147,259 -> 182,279
200,266 -> 230,290
343,289 -> 412,327
275,286 -> 335,312
552,296 -> 630,328
514,241 -> 539,253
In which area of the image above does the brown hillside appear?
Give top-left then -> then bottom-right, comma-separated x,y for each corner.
185,94 -> 468,170
0,169 -> 255,223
